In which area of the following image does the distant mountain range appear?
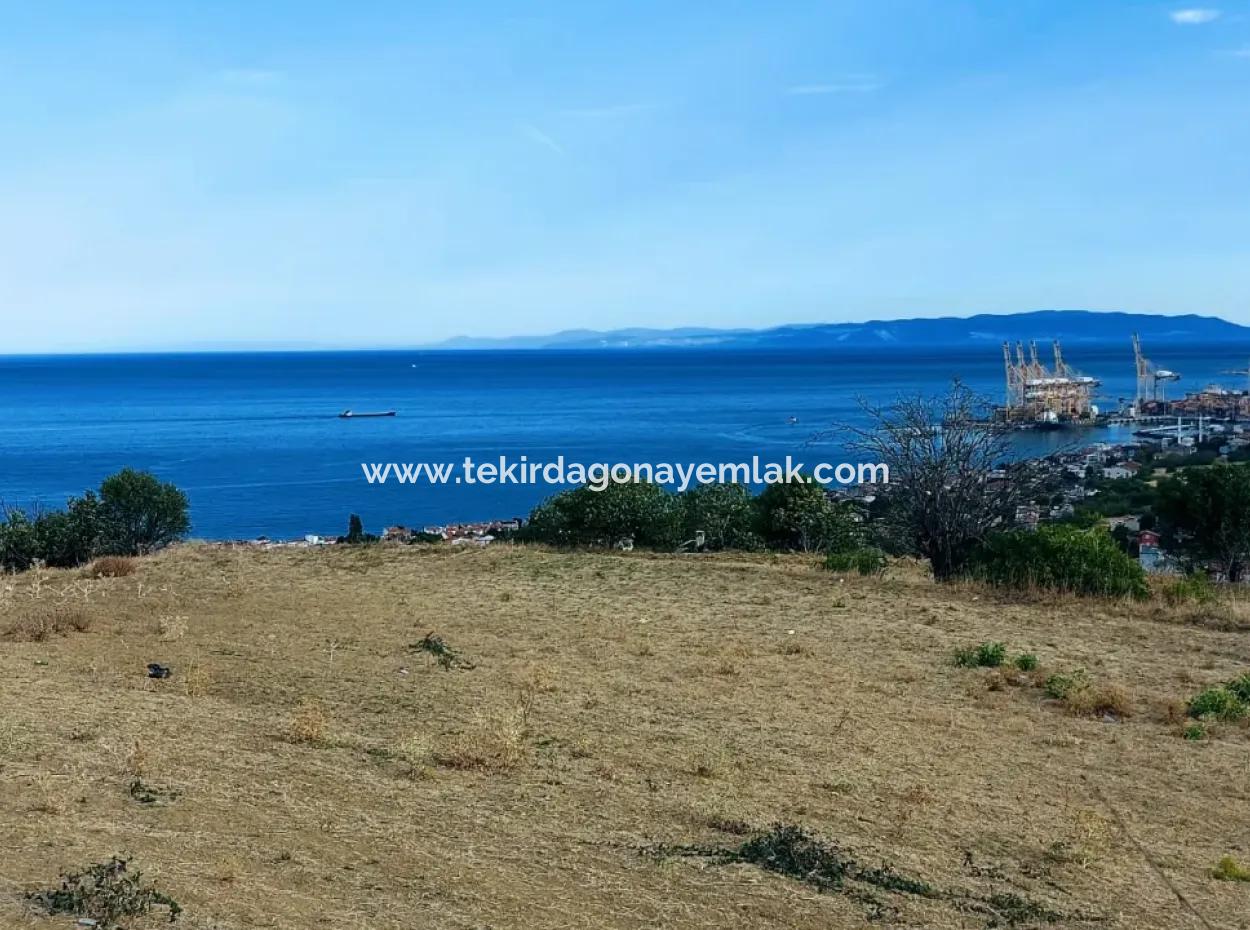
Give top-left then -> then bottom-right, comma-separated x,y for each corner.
433,310 -> 1250,350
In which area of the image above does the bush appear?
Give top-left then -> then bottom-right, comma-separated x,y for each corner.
1165,573 -> 1218,606
26,857 -> 181,928
757,476 -> 857,553
1213,855 -> 1250,882
522,481 -> 682,550
1043,669 -> 1089,700
2,604 -> 91,642
954,641 -> 1007,668
680,483 -> 763,551
965,526 -> 1148,599
823,547 -> 887,576
1013,653 -> 1039,672
1188,686 -> 1247,722
88,556 -> 136,578
0,508 -> 41,572
36,493 -> 103,567
1224,673 -> 1250,704
1063,682 -> 1132,718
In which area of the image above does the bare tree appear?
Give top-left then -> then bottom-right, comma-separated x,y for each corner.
835,382 -> 1043,580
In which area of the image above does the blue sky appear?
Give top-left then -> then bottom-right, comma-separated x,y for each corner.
2,1 -> 1248,352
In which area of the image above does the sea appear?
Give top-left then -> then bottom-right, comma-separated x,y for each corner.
3,342 -> 1250,540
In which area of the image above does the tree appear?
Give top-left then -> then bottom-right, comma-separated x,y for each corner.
840,383 -> 1042,580
346,513 -> 365,543
757,475 -> 857,553
0,508 -> 40,572
523,481 -> 681,549
36,493 -> 103,567
98,469 -> 190,555
679,482 -> 763,551
1156,462 -> 1250,581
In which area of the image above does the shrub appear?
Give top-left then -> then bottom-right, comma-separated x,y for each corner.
35,493 -> 103,567
1187,686 -> 1247,722
953,641 -> 1007,668
1013,652 -> 1039,672
88,556 -> 136,578
1064,682 -> 1132,718
98,468 -> 190,556
288,700 -> 329,744
823,547 -> 887,576
965,526 -> 1148,599
1165,573 -> 1218,606
2,605 -> 91,642
680,483 -> 763,551
523,481 -> 682,550
1226,673 -> 1250,704
1213,855 -> 1250,882
757,476 -> 857,553
1043,669 -> 1089,700
26,857 -> 181,927
0,509 -> 41,572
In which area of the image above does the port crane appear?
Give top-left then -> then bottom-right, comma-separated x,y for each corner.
1001,339 -> 1099,422
1132,333 -> 1180,406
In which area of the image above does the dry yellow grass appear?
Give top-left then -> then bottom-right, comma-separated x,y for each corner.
1,543 -> 1248,929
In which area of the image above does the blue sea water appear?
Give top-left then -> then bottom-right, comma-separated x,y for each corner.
3,343 -> 1249,540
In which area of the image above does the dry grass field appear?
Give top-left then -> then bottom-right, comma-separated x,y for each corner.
2,543 -> 1249,929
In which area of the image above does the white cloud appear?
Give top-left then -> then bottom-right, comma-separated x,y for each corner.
519,122 -> 565,156
1169,8 -> 1221,24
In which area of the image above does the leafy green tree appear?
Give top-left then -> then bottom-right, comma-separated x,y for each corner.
35,493 -> 103,567
98,469 -> 190,555
757,475 -> 857,553
524,481 -> 681,549
679,482 -> 763,551
1156,462 -> 1250,581
0,509 -> 41,571
346,513 -> 365,543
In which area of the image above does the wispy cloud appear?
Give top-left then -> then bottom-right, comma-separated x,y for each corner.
519,122 -> 566,156
1169,8 -> 1221,24
558,102 -> 659,119
1232,45 -> 1250,57
786,77 -> 880,96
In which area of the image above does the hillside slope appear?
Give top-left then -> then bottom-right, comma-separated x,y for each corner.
1,545 -> 1247,929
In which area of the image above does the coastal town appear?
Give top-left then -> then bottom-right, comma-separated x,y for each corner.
221,411 -> 1250,580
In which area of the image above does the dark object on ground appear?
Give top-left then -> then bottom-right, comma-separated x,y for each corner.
652,823 -> 1083,927
26,856 -> 182,927
146,663 -> 171,679
410,632 -> 475,670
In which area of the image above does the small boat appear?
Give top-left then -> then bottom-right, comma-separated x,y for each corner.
339,409 -> 397,419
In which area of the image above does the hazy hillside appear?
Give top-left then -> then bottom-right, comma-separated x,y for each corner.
436,310 -> 1250,350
